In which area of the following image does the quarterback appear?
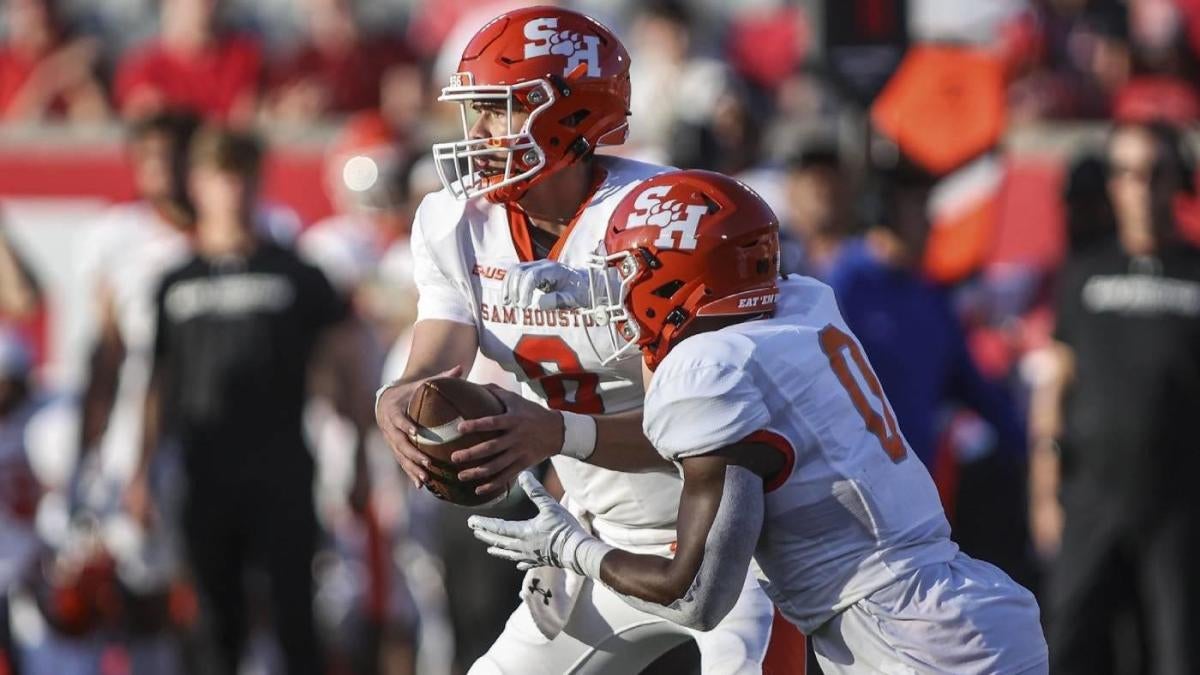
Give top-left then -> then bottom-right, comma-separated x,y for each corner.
373,7 -> 786,674
471,170 -> 1050,674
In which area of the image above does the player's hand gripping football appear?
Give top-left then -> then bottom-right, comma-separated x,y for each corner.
375,365 -> 464,488
502,260 -> 591,309
452,385 -> 566,496
469,472 -> 606,575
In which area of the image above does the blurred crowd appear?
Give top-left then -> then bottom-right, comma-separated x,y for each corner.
3,0 -> 1200,129
0,0 -> 1199,674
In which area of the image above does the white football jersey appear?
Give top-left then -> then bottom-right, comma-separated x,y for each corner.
78,203 -> 192,482
643,277 -> 960,633
411,156 -> 682,546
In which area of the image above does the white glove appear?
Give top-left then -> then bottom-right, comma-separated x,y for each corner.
468,472 -> 613,577
502,260 -> 591,310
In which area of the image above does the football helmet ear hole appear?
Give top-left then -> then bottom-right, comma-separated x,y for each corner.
559,110 -> 592,128
651,280 -> 684,298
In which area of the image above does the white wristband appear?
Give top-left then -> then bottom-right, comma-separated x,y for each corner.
558,529 -> 613,578
375,379 -> 401,419
574,537 -> 614,579
559,410 -> 597,461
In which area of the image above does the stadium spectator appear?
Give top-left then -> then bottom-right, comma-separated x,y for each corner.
126,128 -> 359,675
626,0 -> 700,157
77,112 -> 198,510
115,0 -> 261,125
827,163 -> 1028,472
1008,1 -> 1200,121
1062,152 -> 1117,253
0,0 -> 108,122
266,0 -> 414,123
0,330 -> 40,674
1031,121 -> 1200,674
1112,0 -> 1200,123
778,142 -> 851,279
665,64 -> 764,175
724,2 -> 807,94
378,61 -> 429,144
76,112 -> 298,474
1005,4 -> 1122,119
630,2 -> 771,173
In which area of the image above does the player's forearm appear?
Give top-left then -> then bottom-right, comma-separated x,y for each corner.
135,369 -> 164,478
1027,343 -> 1072,502
79,332 -> 125,452
394,319 -> 478,384
580,409 -> 672,472
320,318 -> 376,432
1027,343 -> 1073,441
597,463 -> 763,631
599,549 -> 702,606
1029,437 -> 1061,503
595,526 -> 754,632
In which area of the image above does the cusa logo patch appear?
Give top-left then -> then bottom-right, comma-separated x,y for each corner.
524,18 -> 601,77
471,264 -> 507,281
625,186 -> 708,250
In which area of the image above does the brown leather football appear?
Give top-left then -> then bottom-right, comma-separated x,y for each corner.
406,377 -> 507,507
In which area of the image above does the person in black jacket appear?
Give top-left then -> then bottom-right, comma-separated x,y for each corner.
1030,121 -> 1200,675
126,127 -> 366,675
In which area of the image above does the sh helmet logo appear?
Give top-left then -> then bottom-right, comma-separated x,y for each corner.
626,186 -> 708,250
524,18 -> 602,77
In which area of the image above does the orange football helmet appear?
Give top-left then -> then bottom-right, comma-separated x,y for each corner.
432,6 -> 631,203
585,170 -> 781,369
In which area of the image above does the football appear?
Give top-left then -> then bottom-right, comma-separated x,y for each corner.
407,377 -> 508,507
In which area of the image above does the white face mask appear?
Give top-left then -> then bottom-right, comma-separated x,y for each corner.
582,248 -> 644,366
431,73 -> 557,201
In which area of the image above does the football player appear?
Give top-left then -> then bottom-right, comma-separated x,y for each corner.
470,170 -> 1050,674
372,7 -> 787,674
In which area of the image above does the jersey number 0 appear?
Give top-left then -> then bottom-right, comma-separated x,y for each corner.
818,325 -> 907,462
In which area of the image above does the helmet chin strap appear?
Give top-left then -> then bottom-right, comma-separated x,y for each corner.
646,306 -> 689,369
642,281 -> 710,367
